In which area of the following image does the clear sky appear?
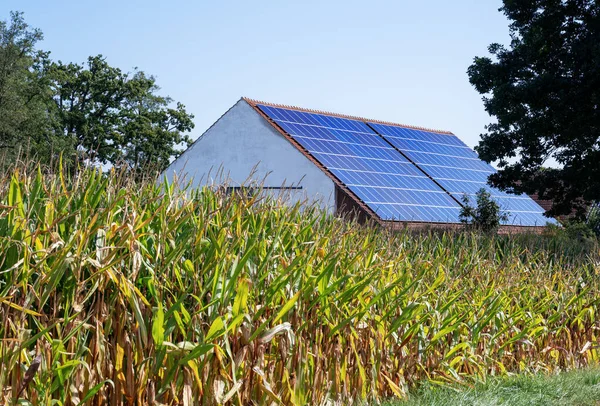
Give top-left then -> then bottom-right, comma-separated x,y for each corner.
3,0 -> 511,149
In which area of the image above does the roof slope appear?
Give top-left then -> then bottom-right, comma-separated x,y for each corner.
244,97 -> 554,227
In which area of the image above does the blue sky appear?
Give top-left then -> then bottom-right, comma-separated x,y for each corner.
3,0 -> 510,149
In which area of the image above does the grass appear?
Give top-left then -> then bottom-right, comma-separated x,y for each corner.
385,367 -> 600,406
0,166 -> 599,404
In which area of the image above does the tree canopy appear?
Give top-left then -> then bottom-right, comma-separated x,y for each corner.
0,11 -> 49,162
0,11 -> 194,172
468,0 -> 600,216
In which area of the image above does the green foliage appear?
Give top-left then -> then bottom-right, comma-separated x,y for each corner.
0,11 -> 194,172
45,56 -> 194,169
564,221 -> 597,241
459,188 -> 509,233
543,209 -> 600,253
588,204 -> 600,237
0,166 -> 598,404
386,367 -> 600,406
468,1 -> 600,217
0,11 -> 51,164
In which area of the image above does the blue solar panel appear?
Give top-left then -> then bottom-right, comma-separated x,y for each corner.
257,104 -> 462,223
368,123 -> 555,226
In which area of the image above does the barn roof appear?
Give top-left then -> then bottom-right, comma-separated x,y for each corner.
243,97 -> 555,227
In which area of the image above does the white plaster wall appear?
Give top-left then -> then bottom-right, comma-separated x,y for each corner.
164,99 -> 336,212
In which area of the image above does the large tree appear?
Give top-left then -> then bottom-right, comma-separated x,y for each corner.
0,11 -> 194,172
119,72 -> 195,172
0,11 -> 51,163
468,0 -> 600,216
46,56 -> 194,170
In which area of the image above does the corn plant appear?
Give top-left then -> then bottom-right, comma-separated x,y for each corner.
0,166 -> 598,405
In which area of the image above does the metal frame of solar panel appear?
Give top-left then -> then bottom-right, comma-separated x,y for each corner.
367,123 -> 554,226
257,104 -> 462,223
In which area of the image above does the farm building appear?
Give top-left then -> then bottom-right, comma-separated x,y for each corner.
164,97 -> 555,229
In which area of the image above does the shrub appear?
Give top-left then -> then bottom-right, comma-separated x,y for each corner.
459,188 -> 509,233
588,204 -> 600,237
544,212 -> 600,254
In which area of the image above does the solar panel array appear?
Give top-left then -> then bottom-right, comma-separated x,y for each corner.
255,103 -> 553,226
368,123 -> 553,226
256,104 -> 461,222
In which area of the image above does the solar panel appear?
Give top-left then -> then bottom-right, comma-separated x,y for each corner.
256,104 -> 462,223
368,123 -> 555,226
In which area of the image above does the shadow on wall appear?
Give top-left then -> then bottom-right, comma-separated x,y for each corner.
163,163 -> 335,213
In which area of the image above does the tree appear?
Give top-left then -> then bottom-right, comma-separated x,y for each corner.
0,11 -> 51,164
0,11 -> 195,172
119,72 -> 195,172
468,0 -> 600,217
459,188 -> 510,233
45,56 -> 194,170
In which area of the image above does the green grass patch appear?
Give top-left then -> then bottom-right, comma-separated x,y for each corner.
387,368 -> 600,406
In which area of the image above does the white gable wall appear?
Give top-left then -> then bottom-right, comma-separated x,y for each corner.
164,99 -> 336,212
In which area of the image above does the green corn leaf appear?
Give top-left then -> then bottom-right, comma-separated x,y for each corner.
152,304 -> 165,347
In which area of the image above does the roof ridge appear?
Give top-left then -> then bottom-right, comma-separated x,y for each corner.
243,97 -> 455,136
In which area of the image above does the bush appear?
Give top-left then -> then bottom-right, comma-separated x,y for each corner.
459,188 -> 509,233
588,204 -> 600,237
543,212 -> 599,255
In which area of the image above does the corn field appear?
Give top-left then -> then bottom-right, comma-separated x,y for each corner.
0,167 -> 599,405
